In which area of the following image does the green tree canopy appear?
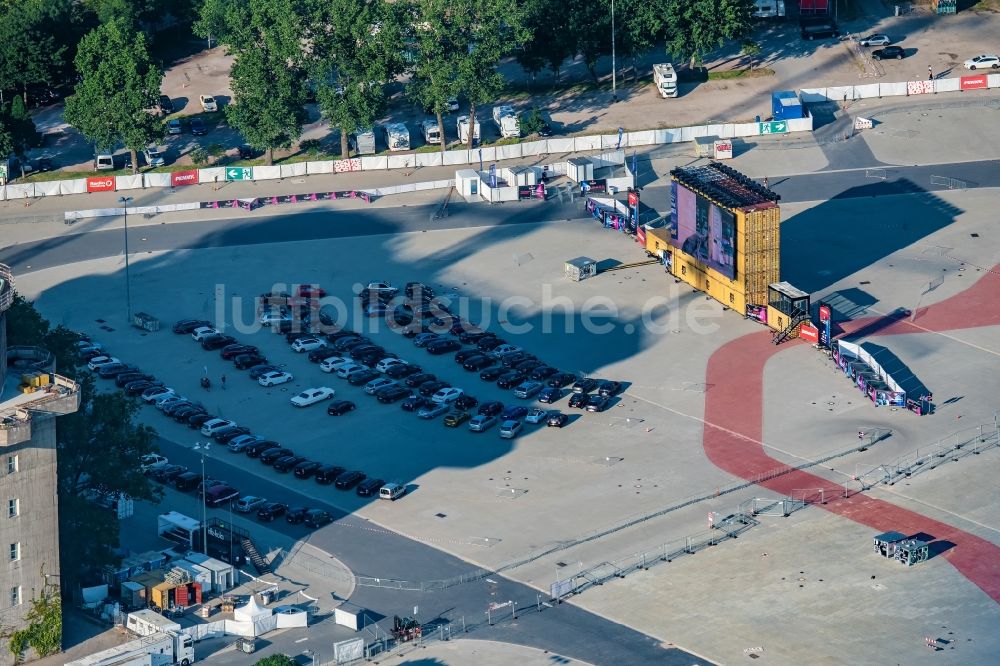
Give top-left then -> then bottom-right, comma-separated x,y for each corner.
63,17 -> 164,173
0,0 -> 71,106
252,656 -> 296,666
663,0 -> 755,67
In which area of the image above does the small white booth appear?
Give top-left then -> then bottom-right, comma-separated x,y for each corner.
184,552 -> 235,593
158,511 -> 200,550
504,166 -> 538,186
565,157 -> 594,183
455,169 -> 480,198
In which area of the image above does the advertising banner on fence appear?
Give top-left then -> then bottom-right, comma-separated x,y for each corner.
171,170 -> 199,187
86,176 -> 116,193
799,323 -> 819,344
581,179 -> 608,194
517,184 -> 545,200
960,74 -> 988,91
746,304 -> 767,324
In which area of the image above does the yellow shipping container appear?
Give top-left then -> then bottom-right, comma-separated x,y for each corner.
151,582 -> 174,609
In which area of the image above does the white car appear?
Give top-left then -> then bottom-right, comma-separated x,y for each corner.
375,358 -> 407,373
290,387 -> 335,407
139,454 -> 167,472
446,98 -> 460,112
199,94 -> 218,111
258,371 -> 294,387
336,362 -> 365,379
234,495 -> 267,513
431,387 -> 463,404
191,326 -> 219,341
320,356 -> 352,372
150,392 -> 182,407
364,377 -> 396,395
201,418 -> 235,436
858,33 -> 890,47
499,420 -> 523,439
260,312 -> 291,326
141,387 -> 174,403
963,54 -> 1000,70
291,337 -> 327,352
143,146 -> 165,167
366,281 -> 398,296
87,356 -> 121,370
525,407 -> 548,424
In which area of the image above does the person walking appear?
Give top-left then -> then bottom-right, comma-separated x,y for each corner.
928,66 -> 933,80
763,176 -> 769,189
220,374 -> 227,390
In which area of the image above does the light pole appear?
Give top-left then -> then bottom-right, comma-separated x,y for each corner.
610,0 -> 617,103
119,196 -> 134,323
194,442 -> 211,554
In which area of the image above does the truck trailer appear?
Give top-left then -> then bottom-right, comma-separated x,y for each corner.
456,115 -> 481,146
652,63 -> 678,98
66,631 -> 195,666
752,0 -> 785,17
383,122 -> 410,151
491,105 -> 520,138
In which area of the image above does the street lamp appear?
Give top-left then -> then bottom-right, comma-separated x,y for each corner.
118,196 -> 134,323
194,442 -> 211,554
610,0 -> 617,103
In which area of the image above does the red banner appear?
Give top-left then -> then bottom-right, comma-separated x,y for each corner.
171,169 -> 199,187
627,189 -> 639,207
636,225 -> 646,245
819,304 -> 831,323
960,75 -> 988,91
799,323 -> 819,344
86,176 -> 116,193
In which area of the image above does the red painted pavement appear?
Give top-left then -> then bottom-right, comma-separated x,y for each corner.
702,264 -> 1000,603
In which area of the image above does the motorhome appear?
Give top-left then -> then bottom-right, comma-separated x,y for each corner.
456,115 -> 481,145
421,118 -> 442,144
383,122 -> 410,151
753,0 -> 785,17
491,105 -> 520,138
652,63 -> 678,99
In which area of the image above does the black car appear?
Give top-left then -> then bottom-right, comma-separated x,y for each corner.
273,455 -> 307,473
162,401 -> 196,416
586,395 -> 610,412
115,372 -> 152,387
401,395 -> 431,412
385,363 -> 422,379
308,348 -> 333,363
238,144 -> 260,159
547,412 -> 569,427
349,344 -> 382,359
356,477 -> 386,497
246,440 -> 281,458
418,380 -> 448,397
454,394 -> 478,410
459,330 -> 491,344
286,507 -> 310,524
356,350 -> 394,367
405,282 -> 434,299
547,372 -> 576,388
500,352 -> 530,368
529,366 -> 558,380
235,354 -> 267,370
539,387 -> 561,404
159,94 -> 174,114
334,470 -> 366,490
569,393 -> 589,409
477,336 -> 505,351
221,343 -> 257,360
800,22 -> 839,40
257,502 -> 288,521
334,336 -> 368,351
327,400 -> 356,415
215,427 -> 252,444
190,117 -> 207,135
174,319 -> 212,334
314,465 -> 346,485
152,464 -> 188,483
872,46 -> 905,60
173,405 -> 206,422
598,380 -> 622,397
478,401 -> 504,417
573,378 -> 598,394
202,334 -> 237,350
293,461 -> 322,478
400,324 -> 430,338
463,355 -> 493,371
454,348 -> 482,364
326,329 -> 360,342
376,386 -> 411,403
98,364 -> 139,378
188,412 -> 215,428
514,359 -> 544,373
174,471 -> 201,491
479,366 -> 507,381
304,509 -> 334,528
248,364 -> 280,379
125,380 -> 163,396
261,447 -> 295,465
427,339 -> 461,355
404,373 -> 436,388
389,308 -> 414,327
348,368 -> 380,386
496,372 -> 526,390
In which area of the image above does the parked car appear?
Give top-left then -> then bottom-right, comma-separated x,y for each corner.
334,470 -> 366,490
293,461 -> 322,478
115,372 -> 152,387
500,352 -> 531,368
385,363 -> 422,379
273,455 -> 307,473
418,380 -> 448,397
501,405 -> 529,420
547,372 -> 576,388
199,94 -> 218,111
376,357 -> 407,373
525,408 -> 548,424
249,364 -> 280,379
347,369 -> 380,386
858,33 -> 890,47
221,344 -> 257,360
499,420 -> 523,439
304,509 -> 334,528
514,359 -> 544,374
125,380 -> 163,396
87,356 -> 121,370
292,337 -> 327,352
202,334 -> 237,350
246,440 -> 280,458
227,435 -> 260,453
460,330 -> 491,344
314,465 -> 346,485
173,319 -> 211,334
143,146 -> 165,167
151,464 -> 187,483
190,117 -> 208,135
538,387 -> 562,403
286,507 -> 310,524
468,414 -> 498,432
376,386 -> 410,403
365,281 -> 398,296
258,370 -> 294,386
568,393 -> 589,409
417,402 -> 449,419
356,477 -> 386,497
496,372 -> 526,390
529,366 -> 558,381
479,366 -> 507,381
443,410 -> 471,427
547,412 -> 569,427
213,426 -> 250,443
234,354 -> 267,370
963,54 -> 1000,70
290,387 -> 335,407
454,394 -> 479,410
320,356 -> 353,372
488,343 -> 522,359
431,387 -> 463,404
413,333 -> 443,348
201,418 -> 236,437
463,355 -> 493,371
426,339 -> 461,355
404,373 -> 436,388
872,46 -> 905,60
98,363 -> 139,378
477,336 -> 505,351
174,472 -> 201,492
336,362 -> 365,379
327,400 -> 357,415
260,447 -> 295,465
586,395 -> 610,412
478,401 -> 504,417
190,327 -> 218,341
139,454 -> 167,473
364,377 -> 397,395
257,502 -> 289,521
167,119 -> 182,135
205,484 -> 240,507
598,380 -> 622,397
573,378 -> 598,394
235,495 -> 267,513
401,395 -> 431,412
454,348 -> 482,364
188,413 -> 215,429
513,381 -> 543,399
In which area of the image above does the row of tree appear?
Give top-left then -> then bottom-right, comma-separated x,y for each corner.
2,0 -> 756,168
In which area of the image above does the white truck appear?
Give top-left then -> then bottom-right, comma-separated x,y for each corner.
383,122 -> 410,151
652,63 -> 678,98
752,0 -> 785,18
66,631 -> 195,666
456,115 -> 481,145
351,128 -> 376,155
421,118 -> 442,144
491,105 -> 520,138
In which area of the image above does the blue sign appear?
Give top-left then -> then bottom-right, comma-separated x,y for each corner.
489,164 -> 497,188
478,149 -> 483,172
616,127 -> 624,150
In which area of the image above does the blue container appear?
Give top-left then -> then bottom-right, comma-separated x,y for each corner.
772,91 -> 804,120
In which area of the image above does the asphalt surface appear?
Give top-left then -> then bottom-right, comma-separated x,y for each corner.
157,438 -> 703,665
3,158 -> 998,276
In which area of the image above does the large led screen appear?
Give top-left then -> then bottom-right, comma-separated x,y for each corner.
669,182 -> 736,279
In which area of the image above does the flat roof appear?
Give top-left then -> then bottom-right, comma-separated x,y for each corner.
769,282 -> 810,299
671,162 -> 776,209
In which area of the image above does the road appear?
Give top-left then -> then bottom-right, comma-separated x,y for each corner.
3,158 -> 997,276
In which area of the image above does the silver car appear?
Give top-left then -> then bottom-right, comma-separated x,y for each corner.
468,414 -> 498,432
859,33 -> 890,47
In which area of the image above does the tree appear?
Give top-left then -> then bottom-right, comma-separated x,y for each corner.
63,17 -> 163,174
518,0 -> 575,81
741,39 -> 761,70
2,571 -> 62,663
0,0 -> 70,107
252,656 -> 296,666
0,116 -> 13,159
5,95 -> 41,176
663,0 -> 756,68
193,0 -> 237,47
304,0 -> 407,159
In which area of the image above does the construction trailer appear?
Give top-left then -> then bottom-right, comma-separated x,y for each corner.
66,631 -> 195,666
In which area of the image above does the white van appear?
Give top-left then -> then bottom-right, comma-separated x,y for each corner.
201,418 -> 235,437
95,152 -> 115,170
379,483 -> 406,501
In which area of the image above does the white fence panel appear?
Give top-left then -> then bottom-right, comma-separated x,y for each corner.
520,140 -> 548,157
144,173 -> 171,188
599,134 -> 620,149
36,181 -> 62,196
627,130 -> 656,146
253,165 -> 281,180
855,83 -> 880,99
279,162 -> 308,178
60,179 -> 88,195
333,158 -> 362,173
574,135 -> 602,151
990,73 -> 1000,88
414,152 -> 443,168
360,155 -> 388,171
199,167 -> 225,184
652,128 -> 683,144
786,116 -> 814,132
306,160 -> 334,174
477,146 -> 497,162
825,85 -> 854,102
442,149 -> 470,166
116,174 -> 143,190
704,124 -> 727,138
545,138 -> 575,153
496,143 -> 523,160
592,150 -> 625,167
3,184 -> 32,199
799,88 -> 828,103
935,77 -> 960,93
881,81 -> 908,97
733,122 -> 759,138
386,154 -> 415,169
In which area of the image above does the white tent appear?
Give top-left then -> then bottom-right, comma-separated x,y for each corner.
234,595 -> 272,623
